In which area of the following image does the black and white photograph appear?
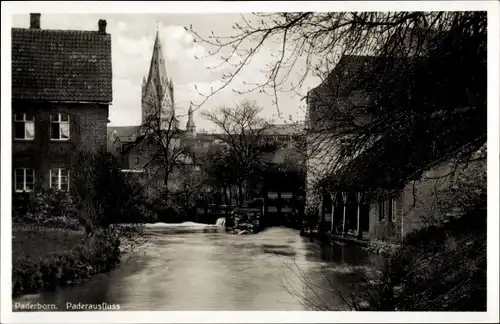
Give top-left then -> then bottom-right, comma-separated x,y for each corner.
1,1 -> 499,323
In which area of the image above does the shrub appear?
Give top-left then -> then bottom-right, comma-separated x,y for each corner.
437,160 -> 487,221
12,230 -> 120,297
12,191 -> 32,219
350,160 -> 488,311
355,206 -> 486,311
33,189 -> 74,217
12,189 -> 80,229
70,150 -> 155,228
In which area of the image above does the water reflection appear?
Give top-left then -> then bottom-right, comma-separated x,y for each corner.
13,227 -> 382,311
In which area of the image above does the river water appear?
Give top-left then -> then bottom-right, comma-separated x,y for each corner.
14,227 -> 383,311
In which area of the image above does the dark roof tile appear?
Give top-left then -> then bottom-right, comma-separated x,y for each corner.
12,27 -> 112,103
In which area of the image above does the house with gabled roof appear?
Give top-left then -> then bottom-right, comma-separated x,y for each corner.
11,13 -> 113,193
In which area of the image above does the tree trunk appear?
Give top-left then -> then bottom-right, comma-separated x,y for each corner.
84,220 -> 94,239
238,182 -> 243,206
164,170 -> 169,187
247,180 -> 253,201
225,187 -> 230,205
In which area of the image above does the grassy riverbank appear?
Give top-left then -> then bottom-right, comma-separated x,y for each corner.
12,226 -> 121,297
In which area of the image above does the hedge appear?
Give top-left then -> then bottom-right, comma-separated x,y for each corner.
12,229 -> 121,297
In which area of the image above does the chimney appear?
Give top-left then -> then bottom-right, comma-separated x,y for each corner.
98,19 -> 107,35
30,13 -> 41,29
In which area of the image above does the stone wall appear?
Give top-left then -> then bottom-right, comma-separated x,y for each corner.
368,157 -> 486,242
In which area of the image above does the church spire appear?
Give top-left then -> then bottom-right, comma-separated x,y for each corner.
147,29 -> 168,91
141,28 -> 175,128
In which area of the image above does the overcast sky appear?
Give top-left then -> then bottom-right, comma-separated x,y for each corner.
12,13 -> 319,132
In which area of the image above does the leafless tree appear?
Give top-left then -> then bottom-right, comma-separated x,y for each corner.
188,11 -> 486,201
134,110 -> 194,194
188,12 -> 482,107
168,167 -> 205,219
202,146 -> 238,205
70,149 -> 152,249
70,150 -> 107,238
201,100 -> 280,205
189,11 -> 487,312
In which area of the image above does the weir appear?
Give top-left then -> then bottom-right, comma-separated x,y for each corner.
215,217 -> 226,226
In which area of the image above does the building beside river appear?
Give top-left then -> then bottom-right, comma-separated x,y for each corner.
12,13 -> 112,194
305,50 -> 486,243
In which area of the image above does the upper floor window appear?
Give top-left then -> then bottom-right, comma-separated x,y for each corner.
14,168 -> 35,192
14,113 -> 35,140
50,168 -> 69,191
50,114 -> 70,140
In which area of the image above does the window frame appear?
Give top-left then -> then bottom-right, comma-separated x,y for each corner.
14,168 -> 35,193
13,113 -> 35,140
50,113 -> 71,141
379,196 -> 397,222
49,168 -> 70,191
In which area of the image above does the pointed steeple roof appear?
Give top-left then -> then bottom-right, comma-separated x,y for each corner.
145,30 -> 170,104
142,28 -> 176,130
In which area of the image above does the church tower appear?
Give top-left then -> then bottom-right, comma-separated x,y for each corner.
185,104 -> 196,139
141,30 -> 177,130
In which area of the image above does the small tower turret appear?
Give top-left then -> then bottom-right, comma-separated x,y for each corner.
141,77 -> 147,102
185,104 -> 196,139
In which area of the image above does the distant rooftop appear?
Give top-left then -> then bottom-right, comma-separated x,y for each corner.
261,123 -> 304,136
107,126 -> 140,142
